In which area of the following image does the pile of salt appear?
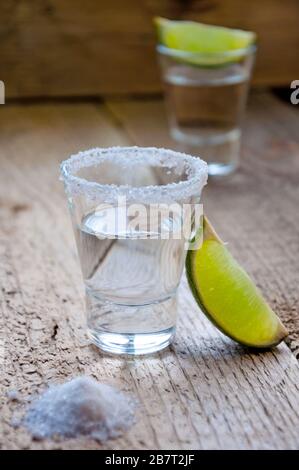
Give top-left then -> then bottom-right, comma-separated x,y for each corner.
23,376 -> 135,441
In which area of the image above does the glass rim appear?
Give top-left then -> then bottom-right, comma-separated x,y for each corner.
60,146 -> 208,203
156,43 -> 256,60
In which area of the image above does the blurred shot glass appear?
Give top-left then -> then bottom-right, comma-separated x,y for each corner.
157,44 -> 256,176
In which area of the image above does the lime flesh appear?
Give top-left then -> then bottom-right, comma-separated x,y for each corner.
186,217 -> 288,348
155,18 -> 256,66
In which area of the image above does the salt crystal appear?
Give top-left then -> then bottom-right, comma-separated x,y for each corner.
23,376 -> 135,441
7,389 -> 22,402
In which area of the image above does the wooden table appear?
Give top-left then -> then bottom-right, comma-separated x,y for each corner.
0,92 -> 299,450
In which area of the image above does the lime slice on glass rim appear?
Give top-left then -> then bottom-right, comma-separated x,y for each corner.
155,17 -> 256,66
186,216 -> 288,348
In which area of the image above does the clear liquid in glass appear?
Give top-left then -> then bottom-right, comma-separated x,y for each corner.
163,63 -> 250,176
75,204 -> 186,354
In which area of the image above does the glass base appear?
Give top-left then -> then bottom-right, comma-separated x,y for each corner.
86,293 -> 177,355
171,127 -> 240,177
208,162 -> 237,177
88,327 -> 175,355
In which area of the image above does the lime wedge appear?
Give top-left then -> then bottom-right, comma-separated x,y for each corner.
186,216 -> 288,348
155,17 -> 256,66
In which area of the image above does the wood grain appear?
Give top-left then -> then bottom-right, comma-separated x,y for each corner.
0,0 -> 299,98
0,96 -> 299,450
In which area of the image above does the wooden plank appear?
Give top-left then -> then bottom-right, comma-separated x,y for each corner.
1,0 -> 299,98
0,99 -> 299,450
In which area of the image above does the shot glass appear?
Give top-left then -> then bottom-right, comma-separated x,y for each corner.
157,45 -> 256,176
61,147 -> 207,355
